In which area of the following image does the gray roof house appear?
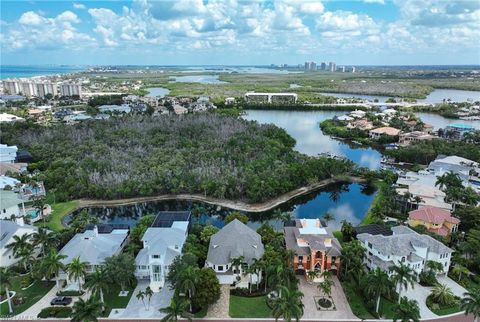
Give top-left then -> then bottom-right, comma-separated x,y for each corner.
357,225 -> 452,275
135,211 -> 190,292
0,219 -> 37,267
206,219 -> 264,287
58,225 -> 128,278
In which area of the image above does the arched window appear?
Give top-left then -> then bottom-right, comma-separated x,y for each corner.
315,251 -> 322,259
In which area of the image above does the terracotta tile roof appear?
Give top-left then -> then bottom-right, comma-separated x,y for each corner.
409,206 -> 460,225
369,126 -> 401,136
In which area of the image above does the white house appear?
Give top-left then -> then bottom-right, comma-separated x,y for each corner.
357,226 -> 452,276
0,190 -> 25,219
0,219 -> 38,267
58,224 -> 128,287
0,144 -> 18,163
135,212 -> 190,292
0,176 -> 20,189
205,219 -> 264,288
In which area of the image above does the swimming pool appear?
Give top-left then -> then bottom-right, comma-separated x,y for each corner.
26,209 -> 40,220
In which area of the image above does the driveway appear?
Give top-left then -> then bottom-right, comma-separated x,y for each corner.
403,281 -> 436,319
298,276 -> 357,319
205,284 -> 230,318
402,276 -> 468,320
114,280 -> 174,319
437,275 -> 468,298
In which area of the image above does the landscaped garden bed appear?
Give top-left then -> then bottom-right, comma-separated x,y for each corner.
37,306 -> 72,318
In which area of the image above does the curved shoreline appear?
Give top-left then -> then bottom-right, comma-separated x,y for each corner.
74,176 -> 365,214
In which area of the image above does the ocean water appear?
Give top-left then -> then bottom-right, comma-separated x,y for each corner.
0,65 -> 85,79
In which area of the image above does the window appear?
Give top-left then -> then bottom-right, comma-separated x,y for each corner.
152,255 -> 160,259
298,256 -> 303,262
401,257 -> 406,262
331,256 -> 336,262
315,251 -> 322,259
368,242 -> 373,249
218,265 -> 224,271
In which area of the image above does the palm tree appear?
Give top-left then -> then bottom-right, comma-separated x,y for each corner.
84,268 -> 109,309
180,266 -> 198,312
145,286 -> 154,310
363,267 -> 393,314
430,284 -> 455,306
160,296 -> 192,322
318,277 -> 333,298
268,262 -> 294,297
71,297 -> 103,322
412,196 -> 423,209
393,297 -> 420,322
231,256 -> 245,275
67,257 -> 88,291
307,270 -> 318,282
436,171 -> 462,191
6,233 -> 32,267
16,244 -> 35,271
136,290 -> 146,310
391,263 -> 417,303
0,268 -> 15,314
322,212 -> 334,226
451,265 -> 470,283
41,249 -> 66,290
271,286 -> 304,322
31,228 -> 56,257
461,288 -> 480,322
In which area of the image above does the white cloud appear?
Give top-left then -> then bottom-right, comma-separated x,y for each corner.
73,3 -> 86,10
363,0 -> 385,4
19,11 -> 43,26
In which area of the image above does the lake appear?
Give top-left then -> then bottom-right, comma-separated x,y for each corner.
243,109 -> 383,169
169,75 -> 228,84
416,112 -> 480,130
146,87 -> 170,97
321,89 -> 480,104
66,182 -> 376,231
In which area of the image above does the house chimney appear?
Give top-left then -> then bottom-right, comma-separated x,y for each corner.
93,225 -> 99,237
301,219 -> 307,227
316,219 -> 321,228
324,238 -> 332,247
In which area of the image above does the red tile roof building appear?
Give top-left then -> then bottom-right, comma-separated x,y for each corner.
408,206 -> 460,237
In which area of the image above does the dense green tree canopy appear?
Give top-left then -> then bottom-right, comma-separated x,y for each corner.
1,114 -> 353,202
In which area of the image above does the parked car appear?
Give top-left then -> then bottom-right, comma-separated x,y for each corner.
50,296 -> 72,306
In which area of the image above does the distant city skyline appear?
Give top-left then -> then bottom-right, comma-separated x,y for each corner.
1,0 -> 479,66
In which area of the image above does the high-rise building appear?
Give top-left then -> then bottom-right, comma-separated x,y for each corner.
2,80 -> 21,95
60,83 -> 82,97
320,62 -> 326,70
329,62 -> 336,72
342,66 -> 346,72
352,66 -> 356,73
304,62 -> 310,70
20,81 -> 38,97
36,82 -> 58,97
305,61 -> 317,71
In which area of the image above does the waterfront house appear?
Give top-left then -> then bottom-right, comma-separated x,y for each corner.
408,206 -> 460,237
369,127 -> 401,139
205,219 -> 264,288
284,219 -> 342,281
398,131 -> 436,146
0,190 -> 25,219
428,155 -> 479,182
396,183 -> 452,210
445,123 -> 475,139
346,119 -> 373,131
0,176 -> 20,190
0,113 -> 25,123
58,224 -> 128,288
0,162 -> 27,176
357,225 -> 452,275
0,219 -> 38,267
135,211 -> 190,291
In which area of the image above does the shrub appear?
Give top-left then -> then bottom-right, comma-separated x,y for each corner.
56,290 -> 84,296
231,287 -> 266,297
419,271 -> 438,287
37,307 -> 72,318
20,275 -> 33,289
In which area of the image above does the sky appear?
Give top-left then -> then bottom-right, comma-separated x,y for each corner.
1,0 -> 479,66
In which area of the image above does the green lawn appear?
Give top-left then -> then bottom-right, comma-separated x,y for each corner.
35,200 -> 79,231
360,181 -> 383,226
0,276 -> 54,317
340,280 -> 375,320
101,283 -> 136,316
379,297 -> 397,319
229,295 -> 271,318
430,304 -> 462,316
